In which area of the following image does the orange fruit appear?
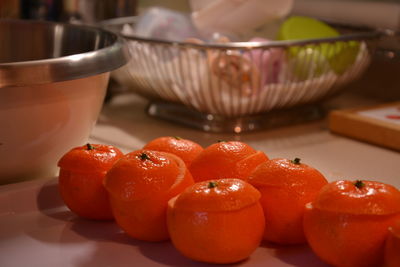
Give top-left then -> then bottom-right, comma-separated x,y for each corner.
304,180 -> 400,267
57,143 -> 123,220
385,220 -> 400,267
167,178 -> 265,264
188,141 -> 268,182
247,157 -> 328,244
104,149 -> 194,242
143,136 -> 203,167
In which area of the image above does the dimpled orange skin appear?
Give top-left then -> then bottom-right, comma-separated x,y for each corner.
188,141 -> 269,182
167,179 -> 265,264
57,144 -> 123,220
304,180 -> 400,267
104,149 -> 194,242
247,158 -> 328,244
143,136 -> 203,167
385,220 -> 400,267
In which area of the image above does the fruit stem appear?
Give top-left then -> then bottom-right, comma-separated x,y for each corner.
217,140 -> 226,143
291,158 -> 301,164
173,136 -> 182,140
139,153 -> 150,161
86,143 -> 94,150
354,180 -> 365,189
208,182 -> 218,188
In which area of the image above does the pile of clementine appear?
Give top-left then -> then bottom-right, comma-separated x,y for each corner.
304,180 -> 400,267
143,136 -> 203,167
385,220 -> 400,267
58,143 -> 123,220
167,178 -> 265,264
248,157 -> 328,244
104,149 -> 194,241
56,136 -> 400,266
189,140 -> 269,182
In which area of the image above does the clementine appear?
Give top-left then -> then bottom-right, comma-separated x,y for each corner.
104,149 -> 194,242
385,220 -> 400,267
143,136 -> 203,167
247,157 -> 328,244
304,180 -> 400,267
57,143 -> 123,220
188,141 -> 268,182
167,178 -> 265,264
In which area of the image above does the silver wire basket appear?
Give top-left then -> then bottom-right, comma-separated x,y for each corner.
103,17 -> 382,132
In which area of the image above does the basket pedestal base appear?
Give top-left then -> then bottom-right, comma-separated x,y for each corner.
147,101 -> 325,133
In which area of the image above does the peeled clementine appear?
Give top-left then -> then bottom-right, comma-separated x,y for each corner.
188,141 -> 268,182
385,220 -> 400,267
247,157 -> 328,244
304,180 -> 400,267
104,149 -> 194,242
167,178 -> 265,264
143,136 -> 203,167
57,143 -> 123,220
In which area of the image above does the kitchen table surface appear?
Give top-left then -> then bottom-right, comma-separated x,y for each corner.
92,92 -> 400,188
1,91 -> 399,267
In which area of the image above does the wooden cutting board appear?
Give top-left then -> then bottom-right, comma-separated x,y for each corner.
329,102 -> 400,151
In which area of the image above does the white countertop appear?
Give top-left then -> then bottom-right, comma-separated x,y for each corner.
1,90 -> 399,267
90,92 -> 400,188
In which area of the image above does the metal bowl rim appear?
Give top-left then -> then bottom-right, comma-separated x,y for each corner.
100,15 -> 384,50
0,19 -> 129,87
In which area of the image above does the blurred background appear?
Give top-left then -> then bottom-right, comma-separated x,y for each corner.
0,0 -> 397,28
1,0 -> 398,102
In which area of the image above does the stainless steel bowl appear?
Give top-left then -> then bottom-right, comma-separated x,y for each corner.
0,19 -> 129,184
0,19 -> 128,86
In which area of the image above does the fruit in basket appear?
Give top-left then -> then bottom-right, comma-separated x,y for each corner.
385,220 -> 400,267
143,136 -> 203,167
208,49 -> 261,96
329,40 -> 360,74
167,178 -> 265,264
202,35 -> 260,96
278,16 -> 359,75
288,48 -> 331,80
57,143 -> 123,220
244,37 -> 284,85
304,180 -> 400,267
247,157 -> 328,244
189,141 -> 269,182
104,150 -> 194,241
278,16 -> 339,42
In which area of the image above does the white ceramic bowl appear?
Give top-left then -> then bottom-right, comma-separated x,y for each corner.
0,20 -> 128,184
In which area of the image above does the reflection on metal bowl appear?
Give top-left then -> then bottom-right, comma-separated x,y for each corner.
0,19 -> 128,184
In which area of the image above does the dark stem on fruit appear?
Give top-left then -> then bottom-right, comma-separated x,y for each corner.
291,158 -> 301,164
86,143 -> 95,150
139,153 -> 150,161
208,181 -> 218,188
354,180 -> 365,189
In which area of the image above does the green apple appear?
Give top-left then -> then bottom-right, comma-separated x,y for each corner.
288,48 -> 331,81
278,16 -> 359,75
